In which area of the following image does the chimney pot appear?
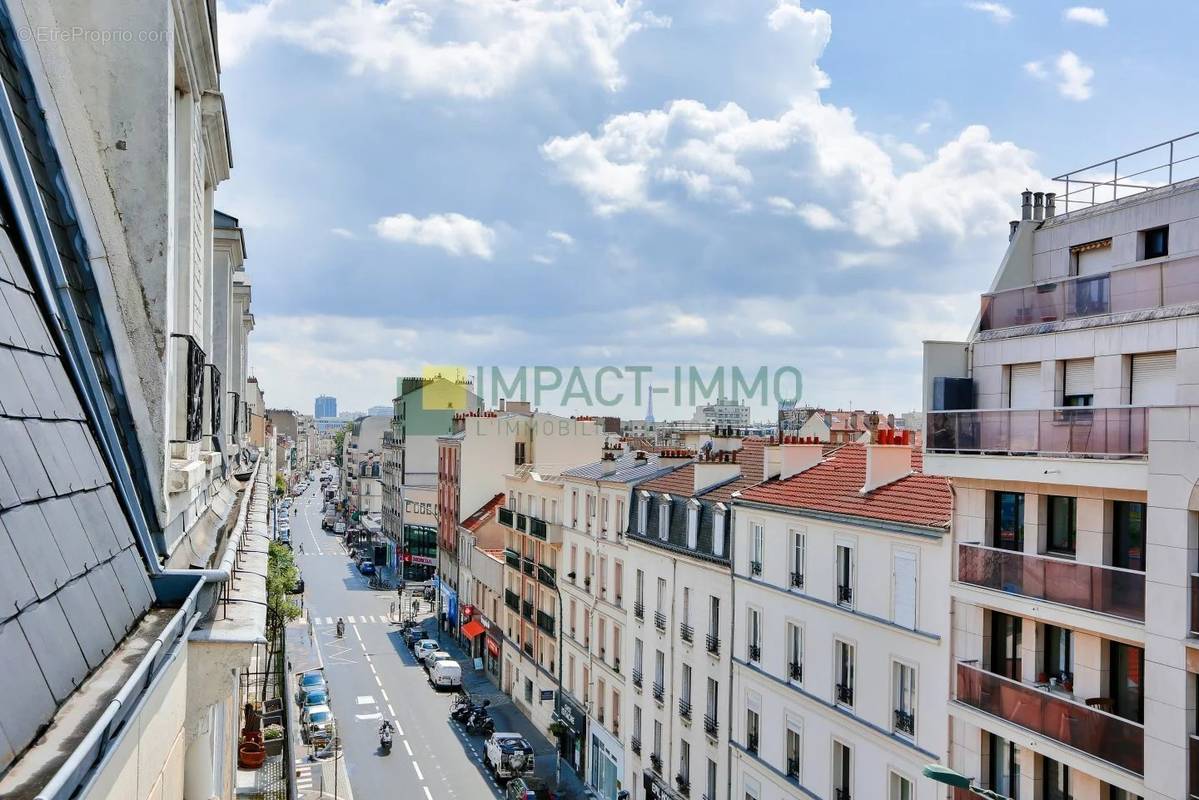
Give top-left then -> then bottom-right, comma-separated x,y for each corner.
1021,190 -> 1033,221
1033,191 -> 1044,221
1045,192 -> 1056,218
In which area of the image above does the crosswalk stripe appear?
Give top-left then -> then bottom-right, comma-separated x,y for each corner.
347,616 -> 356,623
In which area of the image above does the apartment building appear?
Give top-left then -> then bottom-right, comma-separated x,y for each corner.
549,448 -> 688,798
925,142 -> 1199,800
466,543 -> 507,683
625,435 -> 766,800
729,436 -> 953,800
341,414 -> 388,507
0,1 -> 272,797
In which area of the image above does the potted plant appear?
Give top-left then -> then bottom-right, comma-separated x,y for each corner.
548,721 -> 568,739
263,724 -> 285,757
238,739 -> 266,769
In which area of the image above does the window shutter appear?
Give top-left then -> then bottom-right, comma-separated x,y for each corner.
1063,359 -> 1094,397
1009,363 -> 1041,409
892,551 -> 917,630
1131,352 -> 1176,405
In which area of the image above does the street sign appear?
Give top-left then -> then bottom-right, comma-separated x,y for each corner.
540,689 -> 555,702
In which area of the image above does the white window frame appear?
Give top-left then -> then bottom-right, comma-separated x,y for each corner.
686,499 -> 700,549
790,528 -> 806,589
892,659 -> 918,739
786,620 -> 804,683
712,504 -> 727,557
658,495 -> 672,541
637,491 -> 649,535
751,521 -> 764,568
891,546 -> 919,630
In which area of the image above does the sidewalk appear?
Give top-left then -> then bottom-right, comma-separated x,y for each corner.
423,619 -> 595,800
285,617 -> 355,800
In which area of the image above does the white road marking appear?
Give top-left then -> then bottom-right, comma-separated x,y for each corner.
375,675 -> 383,686
356,695 -> 375,705
353,625 -> 362,641
347,616 -> 356,624
423,787 -> 434,800
412,761 -> 424,781
395,721 -> 405,735
355,712 -> 383,720
388,703 -> 396,716
404,740 -> 414,756
369,663 -> 377,675
380,689 -> 389,702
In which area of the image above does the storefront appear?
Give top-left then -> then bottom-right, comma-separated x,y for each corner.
435,578 -> 457,632
484,622 -> 502,682
460,609 -> 486,661
589,720 -> 624,800
643,771 -> 685,800
399,485 -> 439,582
555,694 -> 587,780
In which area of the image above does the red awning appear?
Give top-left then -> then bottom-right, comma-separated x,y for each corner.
461,619 -> 486,640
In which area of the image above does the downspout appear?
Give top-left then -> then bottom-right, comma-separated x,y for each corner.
725,501 -> 738,800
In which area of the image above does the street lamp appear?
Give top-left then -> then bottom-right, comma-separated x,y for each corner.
536,562 -> 566,791
921,765 -> 1012,800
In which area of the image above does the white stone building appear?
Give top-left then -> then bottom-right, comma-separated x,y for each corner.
924,149 -> 1199,799
729,437 -> 953,800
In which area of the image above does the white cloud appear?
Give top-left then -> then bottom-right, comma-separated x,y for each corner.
915,121 -> 932,134
373,212 -> 497,258
667,313 -> 709,337
1064,6 -> 1108,26
1027,50 -> 1094,101
767,197 -> 845,230
547,230 -> 575,246
330,227 -> 356,239
965,2 -> 1013,23
757,318 -> 795,336
217,0 -> 668,98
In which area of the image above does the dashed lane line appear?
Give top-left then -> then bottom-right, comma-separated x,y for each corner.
380,689 -> 389,702
403,740 -> 414,757
412,761 -> 424,781
388,703 -> 396,717
423,787 -> 434,800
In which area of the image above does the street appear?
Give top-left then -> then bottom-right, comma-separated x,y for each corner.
287,480 -> 553,800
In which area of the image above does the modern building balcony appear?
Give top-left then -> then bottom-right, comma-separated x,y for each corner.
497,506 -> 562,545
954,660 -> 1143,775
957,543 -> 1145,623
522,558 -> 536,577
925,406 -> 1153,489
979,254 -> 1199,333
537,564 -> 557,588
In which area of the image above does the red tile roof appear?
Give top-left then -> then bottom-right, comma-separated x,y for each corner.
738,443 -> 951,529
701,438 -> 768,504
638,464 -> 696,495
462,493 -> 506,532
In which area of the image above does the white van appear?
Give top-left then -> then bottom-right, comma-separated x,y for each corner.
429,659 -> 462,689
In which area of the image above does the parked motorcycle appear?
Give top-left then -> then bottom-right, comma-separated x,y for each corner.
452,698 -> 489,723
465,713 -> 495,736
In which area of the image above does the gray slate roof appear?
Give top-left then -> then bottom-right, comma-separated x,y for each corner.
561,451 -> 679,484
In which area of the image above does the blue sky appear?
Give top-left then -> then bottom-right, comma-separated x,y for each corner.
215,0 -> 1199,420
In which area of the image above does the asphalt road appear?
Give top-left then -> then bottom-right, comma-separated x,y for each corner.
289,478 -> 508,800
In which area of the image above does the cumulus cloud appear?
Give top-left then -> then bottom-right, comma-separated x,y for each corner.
667,313 -> 709,337
373,212 -> 497,258
767,197 -> 845,230
547,230 -> 575,246
965,2 -> 1013,23
1064,6 -> 1108,26
217,0 -> 667,98
1026,50 -> 1094,101
757,318 -> 795,336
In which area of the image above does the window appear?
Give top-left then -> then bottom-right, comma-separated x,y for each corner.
682,587 -> 690,627
1113,501 -> 1146,571
747,608 -> 761,661
568,654 -> 575,693
892,661 -> 916,737
1043,625 -> 1072,685
653,719 -> 662,758
834,640 -> 855,707
572,490 -> 579,527
615,498 -> 624,533
515,441 -> 526,465
985,733 -> 1020,798
524,678 -> 533,703
614,561 -> 623,604
658,498 -> 670,540
706,759 -> 717,800
596,678 -> 606,722
1109,641 -> 1144,723
600,496 -> 609,534
1042,756 -> 1070,800
890,773 -> 913,800
681,663 -> 692,706
892,550 -> 917,629
569,598 -> 577,635
712,507 -> 726,557
679,739 -> 690,786
634,638 -> 643,675
1062,359 -> 1094,407
687,502 -> 699,549
833,741 -> 852,799
657,577 -> 667,612
835,544 -> 854,606
654,650 -> 665,691
993,492 -> 1025,551
785,724 -> 802,778
750,522 -> 764,573
790,529 -> 806,588
745,708 -> 760,752
1142,225 -> 1169,260
1047,496 -> 1076,555
637,493 -> 648,534
706,677 -> 718,724
636,569 -> 645,605
633,704 -> 641,741
570,544 -> 578,579
786,622 -> 803,682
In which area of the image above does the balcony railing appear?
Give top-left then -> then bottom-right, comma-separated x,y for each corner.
927,406 -> 1149,459
894,709 -> 915,736
680,623 -> 694,643
632,669 -> 643,688
537,564 -> 557,588
536,610 -> 556,637
649,753 -> 662,773
955,660 -> 1143,775
499,507 -> 514,528
706,634 -> 720,655
746,733 -> 759,754
835,683 -> 854,706
837,585 -> 853,606
654,611 -> 667,631
788,662 -> 802,682
980,255 -> 1199,332
704,714 -> 718,737
634,601 -> 645,620
516,513 -> 529,533
958,542 -> 1145,622
790,571 -> 804,589
750,561 -> 762,576
678,699 -> 692,720
505,589 -> 520,611
522,600 -> 534,620
529,517 -> 549,540
675,774 -> 690,797
786,758 -> 800,779
505,548 -> 521,570
631,737 -> 641,755
522,558 -> 536,576
747,644 -> 761,662
653,683 -> 665,702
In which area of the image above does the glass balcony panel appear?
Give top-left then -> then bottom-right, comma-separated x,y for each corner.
955,661 -> 1143,775
957,543 -> 1144,622
928,408 -> 1148,458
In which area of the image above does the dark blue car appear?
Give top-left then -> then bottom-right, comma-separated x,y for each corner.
359,559 -> 376,576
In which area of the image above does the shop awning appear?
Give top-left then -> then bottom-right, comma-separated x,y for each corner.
461,619 -> 486,639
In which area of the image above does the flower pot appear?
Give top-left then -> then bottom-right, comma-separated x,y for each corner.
238,741 -> 266,769
264,737 -> 284,757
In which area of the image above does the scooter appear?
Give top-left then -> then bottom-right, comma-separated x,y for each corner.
465,713 -> 494,736
452,698 -> 489,722
380,727 -> 393,754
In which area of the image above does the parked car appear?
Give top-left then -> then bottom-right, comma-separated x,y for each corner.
506,777 -> 555,800
302,689 -> 329,710
296,671 -> 326,701
333,521 -> 346,534
414,639 -> 440,662
423,651 -> 453,671
358,559 -> 376,576
483,733 -> 536,782
404,627 -> 427,648
430,659 -> 462,690
302,704 -> 334,743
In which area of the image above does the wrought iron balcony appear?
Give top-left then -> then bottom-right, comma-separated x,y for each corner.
498,507 -> 514,528
654,611 -> 666,631
746,733 -> 759,754
790,571 -> 804,589
750,561 -> 762,576
536,610 -> 556,637
632,669 -> 643,688
653,683 -> 664,702
955,660 -> 1143,775
675,774 -> 690,797
537,564 -> 557,588
678,699 -> 692,720
705,634 -> 720,655
748,644 -> 761,662
786,758 -> 800,778
680,622 -> 694,643
788,662 -> 802,682
505,589 -> 520,611
835,683 -> 854,706
631,737 -> 641,755
649,753 -> 662,773
504,548 -> 521,570
894,709 -> 915,736
522,558 -> 536,576
837,584 -> 853,606
959,542 -> 1145,622
703,714 -> 718,737
926,406 -> 1149,459
634,601 -> 645,620
522,600 -> 534,620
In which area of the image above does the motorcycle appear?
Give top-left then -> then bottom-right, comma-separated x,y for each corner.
452,698 -> 488,722
379,727 -> 393,754
465,713 -> 494,736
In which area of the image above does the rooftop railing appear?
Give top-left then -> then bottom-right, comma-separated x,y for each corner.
979,255 -> 1199,332
1053,130 -> 1199,215
926,406 -> 1148,459
955,660 -> 1143,775
958,543 -> 1145,622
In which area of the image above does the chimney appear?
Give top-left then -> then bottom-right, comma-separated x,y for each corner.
1033,191 -> 1044,221
1045,192 -> 1056,219
762,441 -> 783,480
1009,220 -> 1019,240
600,451 -> 619,476
780,436 -> 823,480
1021,190 -> 1033,220
694,450 -> 741,493
861,430 -> 913,493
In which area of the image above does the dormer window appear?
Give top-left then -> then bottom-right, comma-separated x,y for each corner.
637,491 -> 649,535
658,495 -> 672,541
712,504 -> 727,557
686,500 -> 700,549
